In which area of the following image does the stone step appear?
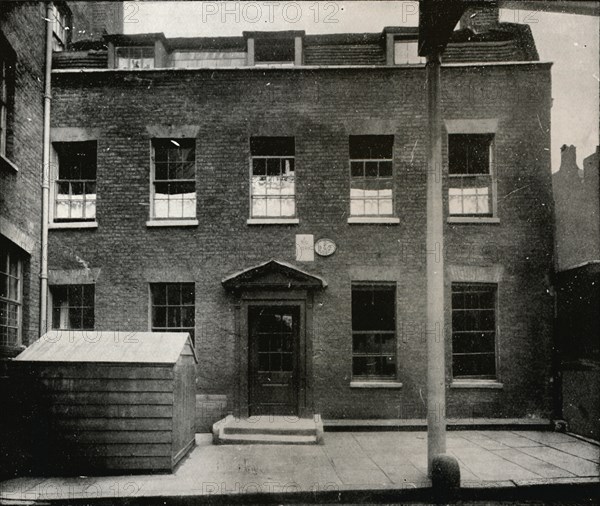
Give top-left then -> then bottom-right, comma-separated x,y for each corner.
213,415 -> 324,445
223,426 -> 317,436
217,433 -> 319,445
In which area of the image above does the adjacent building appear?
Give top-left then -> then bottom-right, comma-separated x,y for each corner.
553,144 -> 600,439
0,0 -> 122,476
45,6 -> 555,426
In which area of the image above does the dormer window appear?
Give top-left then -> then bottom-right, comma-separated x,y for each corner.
116,47 -> 155,69
255,38 -> 295,66
51,4 -> 70,52
394,40 -> 424,65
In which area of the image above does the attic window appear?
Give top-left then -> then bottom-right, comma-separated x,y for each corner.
255,38 -> 294,65
116,47 -> 155,69
394,40 -> 425,65
51,4 -> 70,52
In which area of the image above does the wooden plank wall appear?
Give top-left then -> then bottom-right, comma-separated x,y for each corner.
171,350 -> 196,466
17,363 -> 176,473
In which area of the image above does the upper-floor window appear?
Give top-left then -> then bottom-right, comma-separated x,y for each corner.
352,283 -> 396,380
53,141 -> 97,222
150,283 -> 195,344
448,134 -> 495,217
0,35 -> 15,160
452,283 -> 497,379
0,241 -> 22,347
151,139 -> 196,220
250,137 -> 295,218
255,38 -> 294,66
350,135 -> 394,217
394,40 -> 425,65
51,284 -> 95,330
51,4 -> 70,51
116,47 -> 155,69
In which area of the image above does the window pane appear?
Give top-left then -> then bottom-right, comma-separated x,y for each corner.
280,198 -> 295,217
265,197 -> 280,217
349,136 -> 393,159
379,199 -> 393,215
167,284 -> 181,305
167,306 -> 181,327
153,306 -> 166,327
452,284 -> 497,378
280,176 -> 295,195
379,161 -> 393,177
365,161 -> 378,178
253,158 -> 266,176
266,158 -> 281,176
82,307 -> 94,329
181,307 -> 195,328
350,199 -> 365,216
69,307 -> 82,329
152,284 -> 166,305
352,286 -> 395,332
351,161 -> 363,177
252,197 -> 266,217
265,176 -> 282,195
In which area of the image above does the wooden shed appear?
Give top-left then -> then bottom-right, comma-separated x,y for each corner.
12,331 -> 197,474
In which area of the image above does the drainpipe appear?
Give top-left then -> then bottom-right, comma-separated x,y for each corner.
425,49 -> 446,475
40,2 -> 53,338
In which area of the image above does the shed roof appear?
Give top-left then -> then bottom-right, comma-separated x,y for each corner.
14,332 -> 197,365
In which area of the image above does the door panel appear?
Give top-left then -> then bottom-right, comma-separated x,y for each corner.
249,305 -> 299,416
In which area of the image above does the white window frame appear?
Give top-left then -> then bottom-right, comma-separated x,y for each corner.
116,46 -> 155,69
148,138 -> 198,226
447,133 -> 499,223
248,137 -> 297,224
50,141 -> 98,227
450,282 -> 499,381
393,39 -> 425,65
351,282 -> 398,382
0,244 -> 23,347
49,284 -> 95,331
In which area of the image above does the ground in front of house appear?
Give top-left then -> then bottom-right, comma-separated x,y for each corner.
0,430 -> 598,502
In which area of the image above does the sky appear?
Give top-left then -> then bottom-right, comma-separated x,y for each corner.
124,1 -> 599,171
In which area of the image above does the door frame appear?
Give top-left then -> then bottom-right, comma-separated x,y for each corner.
236,290 -> 314,419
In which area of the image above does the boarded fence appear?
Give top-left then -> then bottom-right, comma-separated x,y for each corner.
11,331 -> 197,474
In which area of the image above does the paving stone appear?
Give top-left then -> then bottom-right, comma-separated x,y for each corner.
492,448 -> 575,478
518,446 -> 600,477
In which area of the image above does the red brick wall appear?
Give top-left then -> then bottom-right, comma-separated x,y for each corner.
49,63 -> 554,420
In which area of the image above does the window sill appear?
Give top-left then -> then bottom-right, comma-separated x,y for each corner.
247,218 -> 299,225
350,381 -> 403,389
49,221 -> 98,230
347,217 -> 400,224
447,217 -> 500,224
146,219 -> 199,227
0,154 -> 20,172
451,380 -> 503,389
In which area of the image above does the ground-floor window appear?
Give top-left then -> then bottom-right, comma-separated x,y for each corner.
51,284 -> 95,330
351,283 -> 396,380
451,283 -> 497,379
0,242 -> 22,346
150,283 -> 195,344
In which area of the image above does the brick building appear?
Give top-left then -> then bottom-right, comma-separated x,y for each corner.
45,7 -> 554,426
0,1 -> 122,476
553,145 -> 600,439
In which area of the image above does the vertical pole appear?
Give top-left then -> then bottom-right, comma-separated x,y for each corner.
40,2 -> 53,338
426,50 -> 446,476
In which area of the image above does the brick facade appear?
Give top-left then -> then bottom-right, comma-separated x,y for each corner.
0,2 -> 46,356
48,60 -> 554,421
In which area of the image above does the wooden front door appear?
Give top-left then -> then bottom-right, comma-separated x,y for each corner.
248,305 -> 299,416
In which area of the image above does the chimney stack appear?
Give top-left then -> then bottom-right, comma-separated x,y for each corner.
459,1 -> 500,34
559,144 -> 580,176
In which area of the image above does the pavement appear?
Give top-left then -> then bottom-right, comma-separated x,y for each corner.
0,430 -> 598,504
